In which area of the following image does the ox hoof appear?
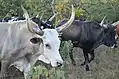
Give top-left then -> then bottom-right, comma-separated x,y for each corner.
85,65 -> 90,71
81,61 -> 86,66
72,62 -> 76,66
115,45 -> 118,48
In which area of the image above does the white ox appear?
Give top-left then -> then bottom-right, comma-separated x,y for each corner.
0,21 -> 63,78
0,8 -> 63,79
0,5 -> 75,79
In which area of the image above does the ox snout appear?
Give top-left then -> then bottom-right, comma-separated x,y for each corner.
57,61 -> 63,67
50,59 -> 63,67
38,54 -> 63,67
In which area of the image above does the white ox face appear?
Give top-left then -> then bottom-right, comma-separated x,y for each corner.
30,28 -> 63,67
10,28 -> 63,77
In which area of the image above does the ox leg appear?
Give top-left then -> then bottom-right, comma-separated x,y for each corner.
89,50 -> 95,63
82,49 -> 90,71
69,47 -> 76,65
0,62 -> 1,71
81,60 -> 86,66
0,61 -> 9,78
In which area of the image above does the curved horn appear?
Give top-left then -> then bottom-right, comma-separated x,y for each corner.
36,14 -> 39,18
40,12 -> 44,20
48,13 -> 57,21
49,0 -> 57,21
21,6 -> 30,20
56,5 -> 75,32
21,6 -> 44,36
21,5 -> 31,32
100,16 -> 106,26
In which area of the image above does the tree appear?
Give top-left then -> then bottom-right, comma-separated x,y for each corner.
0,0 -> 25,18
25,0 -> 54,20
80,0 -> 119,23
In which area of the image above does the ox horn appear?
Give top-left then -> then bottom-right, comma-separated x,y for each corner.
56,5 -> 75,32
36,14 -> 39,18
40,12 -> 44,20
100,16 -> 108,28
21,5 -> 30,21
48,13 -> 57,22
100,16 -> 106,26
21,6 -> 44,36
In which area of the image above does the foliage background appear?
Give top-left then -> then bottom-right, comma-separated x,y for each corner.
0,0 -> 119,22
1,0 -> 119,79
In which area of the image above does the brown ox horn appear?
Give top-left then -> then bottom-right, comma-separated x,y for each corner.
21,6 -> 44,36
56,5 -> 75,32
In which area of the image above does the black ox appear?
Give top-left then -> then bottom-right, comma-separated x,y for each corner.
0,16 -> 54,29
56,19 -> 117,71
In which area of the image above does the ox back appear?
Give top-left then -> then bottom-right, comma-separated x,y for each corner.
57,20 -> 104,47
57,19 -> 117,71
1,17 -> 53,29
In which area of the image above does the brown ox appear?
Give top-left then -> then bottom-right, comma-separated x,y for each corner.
115,24 -> 119,40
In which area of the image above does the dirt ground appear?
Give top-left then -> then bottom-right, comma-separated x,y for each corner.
65,43 -> 119,79
2,41 -> 119,79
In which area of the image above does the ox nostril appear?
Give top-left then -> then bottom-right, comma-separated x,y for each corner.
57,62 -> 62,67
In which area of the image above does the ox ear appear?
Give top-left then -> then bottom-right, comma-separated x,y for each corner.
30,37 -> 42,44
32,27 -> 44,36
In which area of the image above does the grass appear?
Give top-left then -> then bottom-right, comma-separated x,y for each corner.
3,41 -> 119,79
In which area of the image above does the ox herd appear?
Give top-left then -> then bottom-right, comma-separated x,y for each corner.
0,5 -> 119,79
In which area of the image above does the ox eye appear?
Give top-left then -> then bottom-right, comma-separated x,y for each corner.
30,37 -> 42,44
45,44 -> 51,49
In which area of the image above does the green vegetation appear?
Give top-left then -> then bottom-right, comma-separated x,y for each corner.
0,0 -> 119,22
0,0 -> 119,79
